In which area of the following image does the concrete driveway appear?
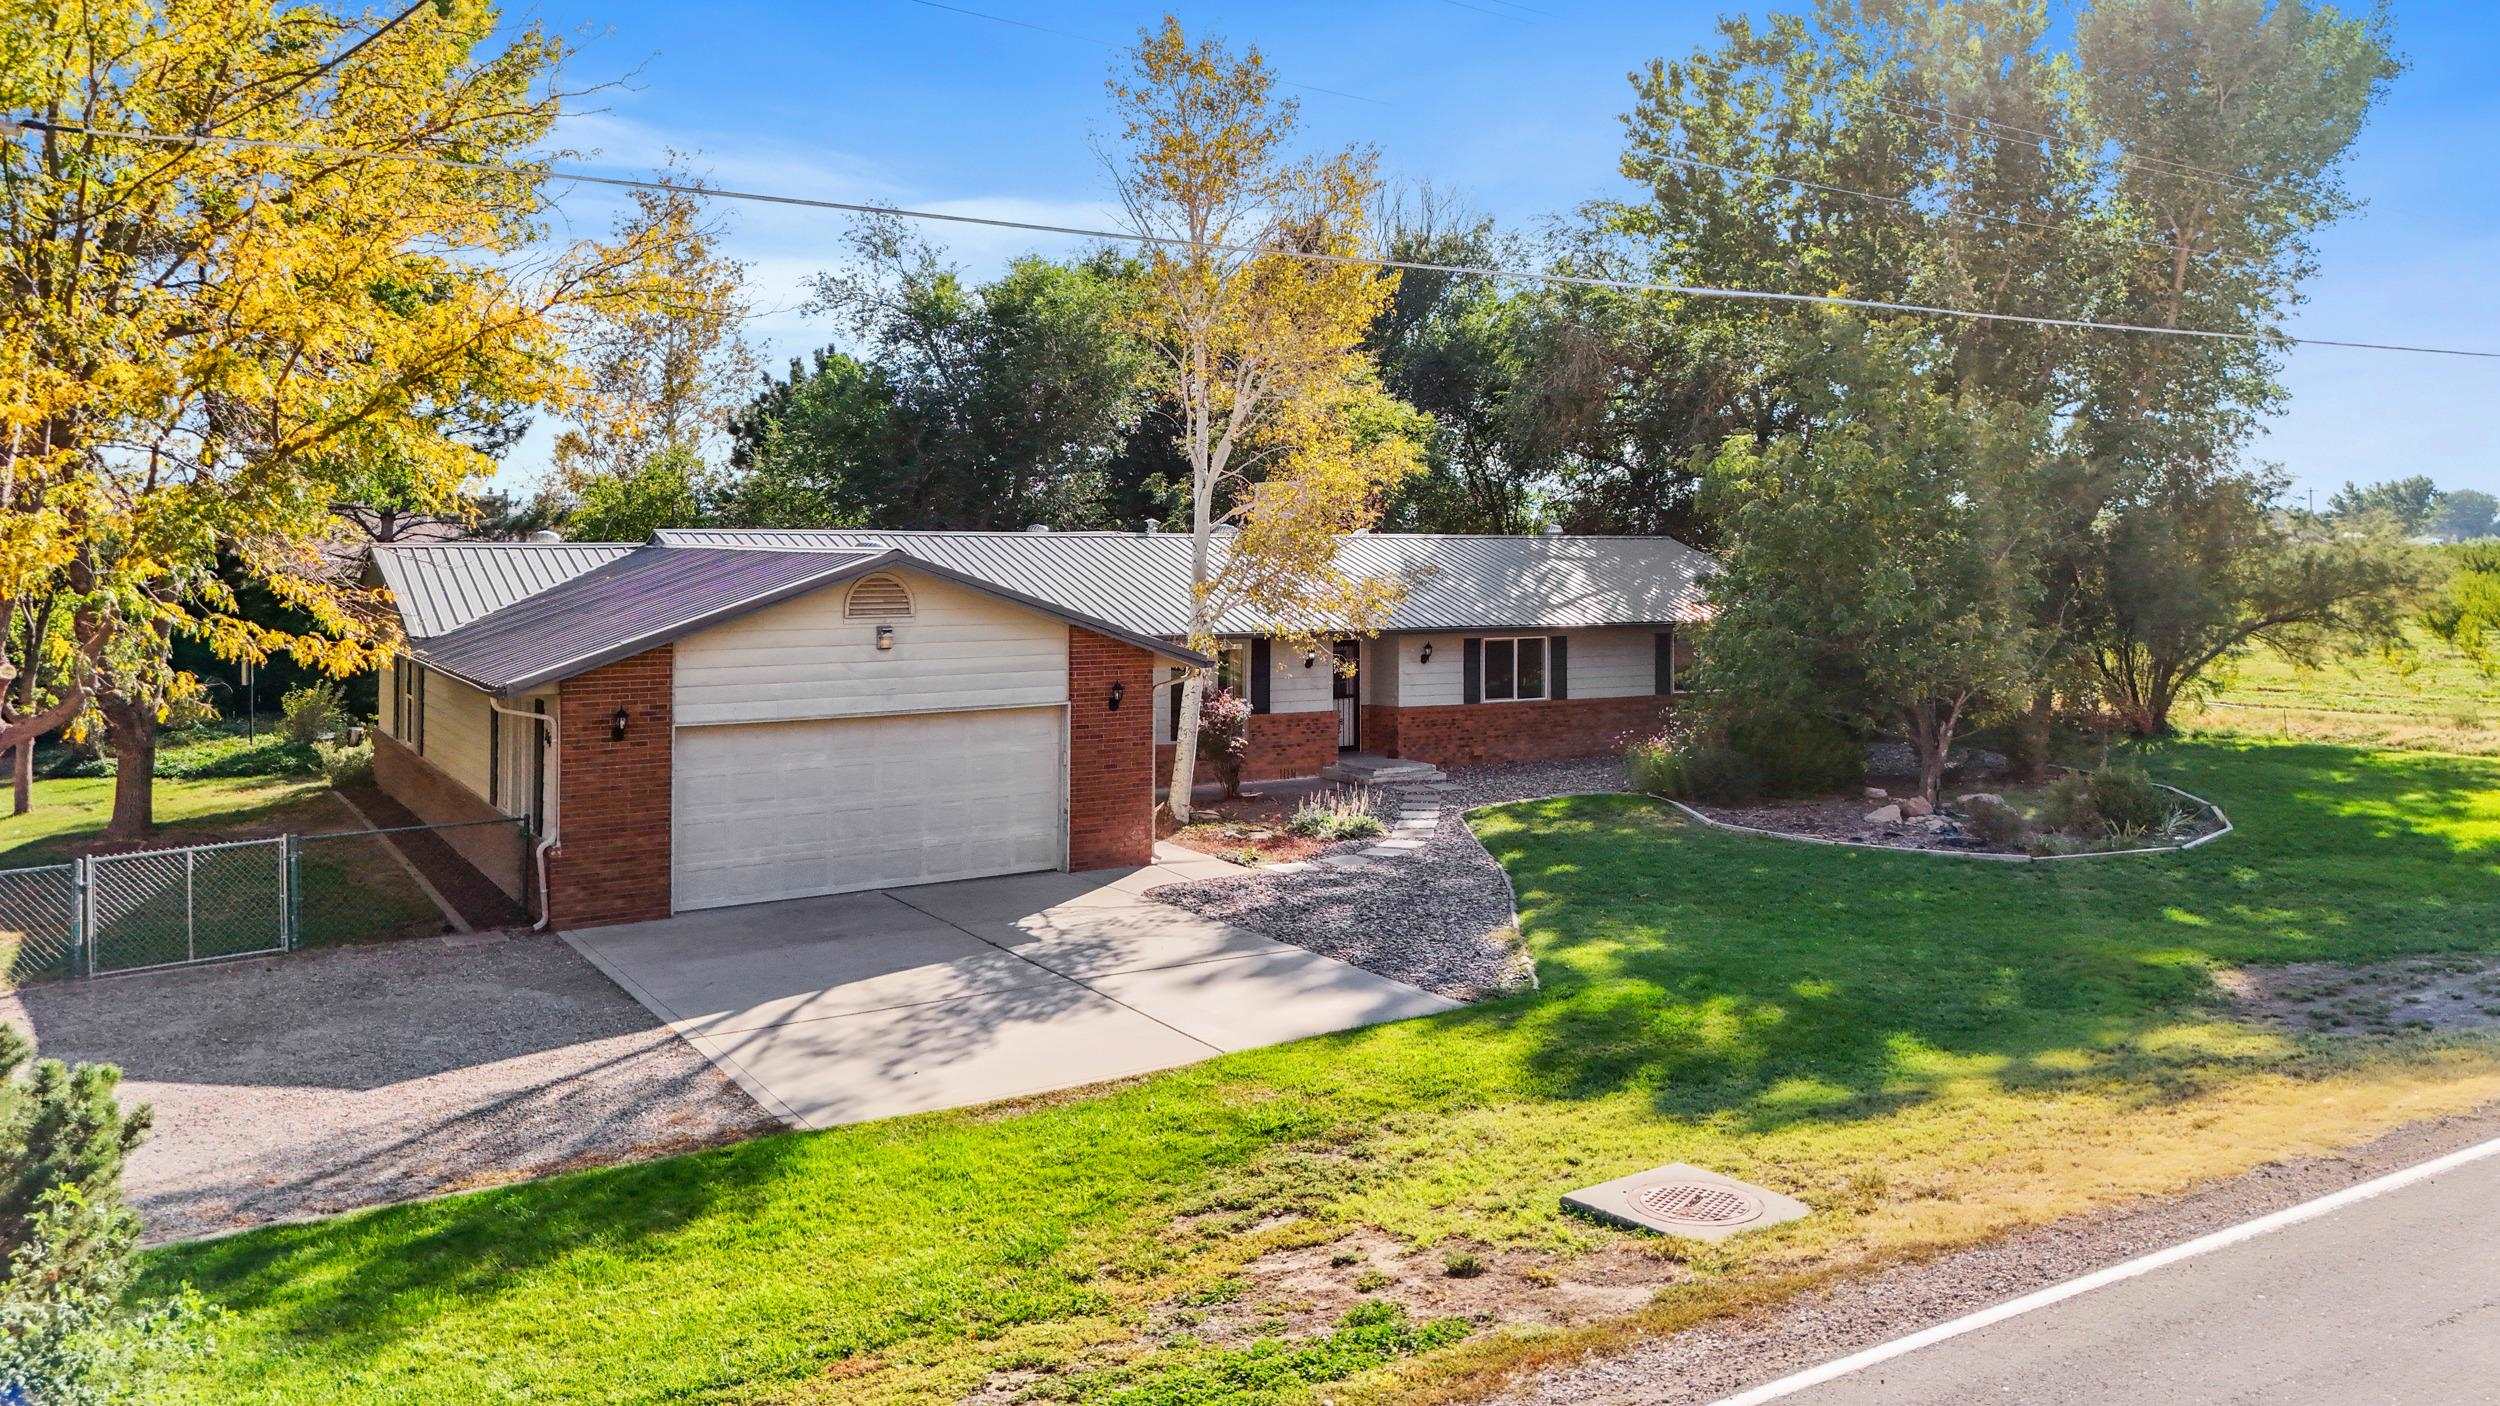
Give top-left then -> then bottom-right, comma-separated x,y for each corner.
563,845 -> 1457,1128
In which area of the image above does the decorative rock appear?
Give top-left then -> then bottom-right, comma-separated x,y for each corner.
1897,796 -> 1934,818
1958,792 -> 2004,808
1863,787 -> 1889,801
1863,804 -> 1903,825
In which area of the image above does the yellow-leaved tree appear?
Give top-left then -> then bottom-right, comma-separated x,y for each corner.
0,0 -> 677,837
1109,17 -> 1424,822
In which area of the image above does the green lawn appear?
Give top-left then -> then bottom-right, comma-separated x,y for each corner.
2185,628 -> 2500,755
0,730 -> 445,980
138,737 -> 2500,1405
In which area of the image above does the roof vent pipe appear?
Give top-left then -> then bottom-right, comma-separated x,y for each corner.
1539,524 -> 1564,538
1143,519 -> 1160,535
1025,523 -> 1052,534
528,530 -> 563,543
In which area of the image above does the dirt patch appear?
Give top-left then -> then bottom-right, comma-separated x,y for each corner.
2219,955 -> 2500,1036
1152,1228 -> 1685,1351
1157,784 -> 1344,864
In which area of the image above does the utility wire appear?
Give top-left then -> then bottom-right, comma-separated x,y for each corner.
903,1 -> 1389,106
1432,0 -> 1535,23
9,117 -> 2497,360
1860,91 -> 2262,194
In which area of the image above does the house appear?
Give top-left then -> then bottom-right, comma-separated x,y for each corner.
364,528 -> 1709,927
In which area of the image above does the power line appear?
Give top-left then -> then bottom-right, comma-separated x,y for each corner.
1860,92 -> 2262,195
903,1 -> 1389,107
10,117 -> 2497,360
1432,0 -> 1536,22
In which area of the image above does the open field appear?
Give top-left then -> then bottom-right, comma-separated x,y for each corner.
133,737 -> 2500,1404
2183,629 -> 2499,755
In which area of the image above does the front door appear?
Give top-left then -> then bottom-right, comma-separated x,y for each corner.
1334,640 -> 1360,750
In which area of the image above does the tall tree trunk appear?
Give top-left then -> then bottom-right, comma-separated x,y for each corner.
1168,669 -> 1206,825
10,743 -> 27,816
99,695 -> 157,842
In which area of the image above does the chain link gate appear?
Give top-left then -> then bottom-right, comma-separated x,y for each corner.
0,862 -> 79,983
81,836 -> 290,976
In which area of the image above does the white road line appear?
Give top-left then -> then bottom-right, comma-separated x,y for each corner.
1707,1132 -> 2500,1406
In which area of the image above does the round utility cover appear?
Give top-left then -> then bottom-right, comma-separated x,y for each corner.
1630,1180 -> 1765,1228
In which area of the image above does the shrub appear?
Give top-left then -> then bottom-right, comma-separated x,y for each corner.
1625,731 -> 1763,805
1958,795 -> 2030,849
1195,686 -> 1252,800
2085,762 -> 2170,835
279,680 -> 346,746
0,1028 -> 211,1404
1287,787 -> 1385,841
316,740 -> 375,789
1728,712 -> 1863,796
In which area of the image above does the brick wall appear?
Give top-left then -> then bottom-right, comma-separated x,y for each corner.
1384,695 -> 1675,769
1360,705 -> 1401,760
1069,629 -> 1156,870
370,730 -> 528,902
545,648 -> 674,927
1245,710 -> 1338,781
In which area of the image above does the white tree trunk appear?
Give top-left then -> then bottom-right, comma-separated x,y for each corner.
1167,668 -> 1206,825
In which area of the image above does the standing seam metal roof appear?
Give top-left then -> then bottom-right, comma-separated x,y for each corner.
648,530 -> 1713,633
371,542 -> 637,639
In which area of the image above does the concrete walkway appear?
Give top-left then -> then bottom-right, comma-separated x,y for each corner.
563,845 -> 1456,1129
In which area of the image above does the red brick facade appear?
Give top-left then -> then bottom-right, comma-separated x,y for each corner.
545,649 -> 675,928
1245,710 -> 1338,782
370,729 -> 529,903
1068,628 -> 1157,870
1379,695 -> 1677,769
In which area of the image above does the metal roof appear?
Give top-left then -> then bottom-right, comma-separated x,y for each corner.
651,529 -> 1713,633
407,544 -> 1212,695
371,541 -> 637,638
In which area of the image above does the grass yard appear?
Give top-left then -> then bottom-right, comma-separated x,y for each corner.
2184,627 -> 2500,755
0,729 -> 444,981
137,736 -> 2500,1405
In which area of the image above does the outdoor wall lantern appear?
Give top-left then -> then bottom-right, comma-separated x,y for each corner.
876,624 -> 896,651
1303,650 -> 1317,668
610,706 -> 630,742
1108,681 -> 1127,711
1418,642 -> 1435,664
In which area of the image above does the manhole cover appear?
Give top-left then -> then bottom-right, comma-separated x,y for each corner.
1630,1180 -> 1764,1228
1561,1162 -> 1808,1241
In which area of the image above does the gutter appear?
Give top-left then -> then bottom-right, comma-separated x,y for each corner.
485,697 -> 560,930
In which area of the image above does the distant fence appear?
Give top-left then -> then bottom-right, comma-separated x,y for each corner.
0,816 -> 529,982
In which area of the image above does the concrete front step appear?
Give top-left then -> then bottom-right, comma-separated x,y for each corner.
1320,754 -> 1447,785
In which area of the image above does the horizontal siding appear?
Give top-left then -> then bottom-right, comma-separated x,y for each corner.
1569,626 -> 1658,699
421,667 -> 495,801
673,567 -> 1069,726
1393,634 -> 1467,707
1262,640 -> 1335,714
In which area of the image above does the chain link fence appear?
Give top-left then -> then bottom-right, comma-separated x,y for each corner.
0,815 -> 531,983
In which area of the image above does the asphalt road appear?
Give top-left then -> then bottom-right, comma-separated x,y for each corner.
1778,1149 -> 2500,1405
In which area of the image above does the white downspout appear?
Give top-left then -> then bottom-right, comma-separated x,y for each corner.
487,697 -> 560,930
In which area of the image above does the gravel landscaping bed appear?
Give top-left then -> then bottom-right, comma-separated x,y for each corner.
1151,756 -> 1633,1000
0,931 -> 775,1245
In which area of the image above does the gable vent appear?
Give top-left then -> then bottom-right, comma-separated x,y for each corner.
844,573 -> 914,619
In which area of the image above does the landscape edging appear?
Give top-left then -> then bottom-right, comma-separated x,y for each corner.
1646,780 -> 2233,863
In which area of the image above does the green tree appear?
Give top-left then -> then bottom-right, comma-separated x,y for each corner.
0,1027 -> 207,1404
2082,483 -> 2423,733
2433,489 -> 2498,543
1700,324 -> 2060,804
2422,543 -> 2500,676
764,220 -> 1152,528
2328,476 -> 2446,534
566,445 -> 708,542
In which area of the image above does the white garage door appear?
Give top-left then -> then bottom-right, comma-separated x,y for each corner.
672,707 -> 1064,910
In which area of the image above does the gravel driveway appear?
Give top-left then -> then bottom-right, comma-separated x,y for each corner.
1153,756 -> 1631,1000
0,932 -> 774,1245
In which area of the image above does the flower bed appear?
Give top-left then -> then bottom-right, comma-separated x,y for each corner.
1673,770 -> 2229,861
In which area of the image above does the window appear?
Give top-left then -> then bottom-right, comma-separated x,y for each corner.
398,663 -> 427,752
843,573 -> 914,619
1167,646 -> 1252,742
1483,636 -> 1547,702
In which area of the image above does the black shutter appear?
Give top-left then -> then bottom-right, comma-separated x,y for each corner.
488,708 -> 503,808
1462,638 -> 1482,704
1548,635 -> 1568,700
1655,629 -> 1674,696
1249,638 -> 1271,714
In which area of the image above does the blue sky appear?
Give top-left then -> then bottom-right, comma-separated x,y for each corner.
503,0 -> 2500,504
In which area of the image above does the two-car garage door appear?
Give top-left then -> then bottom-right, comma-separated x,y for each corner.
672,707 -> 1065,911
